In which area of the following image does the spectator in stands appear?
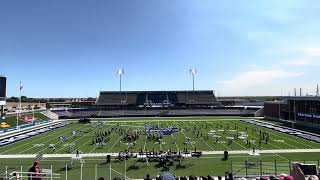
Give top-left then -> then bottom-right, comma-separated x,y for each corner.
308,175 -> 319,180
280,176 -> 293,180
159,172 -> 175,180
207,175 -> 214,180
28,160 -> 45,180
112,177 -> 122,180
145,174 -> 151,180
259,177 -> 268,180
269,175 -> 279,180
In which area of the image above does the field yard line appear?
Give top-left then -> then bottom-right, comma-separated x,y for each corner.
125,122 -> 144,151
32,128 -> 87,153
241,120 -> 313,149
214,122 -> 249,150
157,121 -> 162,150
201,122 -> 234,151
174,121 -> 195,149
143,120 -> 151,151
32,124 -> 94,153
5,124 -> 76,154
261,126 -> 314,149
87,124 -> 117,153
206,122 -> 236,150
232,121 -> 289,161
232,121 -> 283,150
0,125 -> 77,154
181,121 -> 214,151
165,121 -> 179,152
54,123 -> 110,154
106,125 -> 132,153
234,121 -> 297,150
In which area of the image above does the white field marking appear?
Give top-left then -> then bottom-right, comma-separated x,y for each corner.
87,124 -> 117,153
35,124 -> 98,154
33,124 -> 95,154
0,123 -> 78,154
233,121 -> 299,149
203,122 -> 234,151
207,122 -> 235,151
125,122 -> 143,151
143,120 -> 151,151
54,123 -> 110,154
165,121 -> 180,152
106,124 -> 132,153
258,124 -> 315,149
157,121 -> 162,151
254,120 -> 320,147
72,123 -> 115,154
174,121 -> 195,149
231,121 -> 290,161
181,121 -> 214,151
231,121 -> 283,150
1,149 -> 320,158
14,124 -> 79,154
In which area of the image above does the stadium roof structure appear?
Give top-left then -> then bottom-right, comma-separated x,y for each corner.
96,90 -> 220,106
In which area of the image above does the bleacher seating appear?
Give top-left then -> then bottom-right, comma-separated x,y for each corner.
96,91 -> 138,105
176,91 -> 218,105
176,92 -> 190,104
96,90 -> 218,106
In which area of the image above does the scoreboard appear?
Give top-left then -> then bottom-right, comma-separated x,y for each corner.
0,76 -> 6,98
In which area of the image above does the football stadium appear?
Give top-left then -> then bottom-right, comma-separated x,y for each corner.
1,75 -> 320,180
1,1 -> 320,180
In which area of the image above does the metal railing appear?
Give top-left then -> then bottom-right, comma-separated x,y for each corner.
1,159 -> 319,180
231,159 -> 320,178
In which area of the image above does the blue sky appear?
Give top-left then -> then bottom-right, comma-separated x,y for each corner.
1,0 -> 320,97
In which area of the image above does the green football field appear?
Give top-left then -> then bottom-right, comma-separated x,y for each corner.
0,117 -> 320,179
1,118 -> 320,154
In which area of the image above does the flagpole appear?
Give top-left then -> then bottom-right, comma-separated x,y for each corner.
32,106 -> 34,124
19,81 -> 22,117
16,113 -> 18,131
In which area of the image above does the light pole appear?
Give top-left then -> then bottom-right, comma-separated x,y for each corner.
117,68 -> 124,105
117,68 -> 124,93
189,68 -> 197,103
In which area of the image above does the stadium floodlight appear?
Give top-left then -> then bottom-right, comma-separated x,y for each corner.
117,68 -> 124,93
190,68 -> 197,76
117,68 -> 124,76
189,68 -> 197,103
189,68 -> 197,91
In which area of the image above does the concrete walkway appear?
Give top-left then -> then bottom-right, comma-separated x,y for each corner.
0,149 -> 319,159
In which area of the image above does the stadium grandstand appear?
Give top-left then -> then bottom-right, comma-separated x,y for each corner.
52,90 -> 261,119
95,90 -> 220,107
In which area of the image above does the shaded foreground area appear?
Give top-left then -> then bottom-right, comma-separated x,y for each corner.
0,153 -> 319,179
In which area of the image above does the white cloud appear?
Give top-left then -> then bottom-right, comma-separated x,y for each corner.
217,69 -> 306,96
295,47 -> 320,57
263,46 -> 320,57
282,59 -> 311,66
219,69 -> 304,89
